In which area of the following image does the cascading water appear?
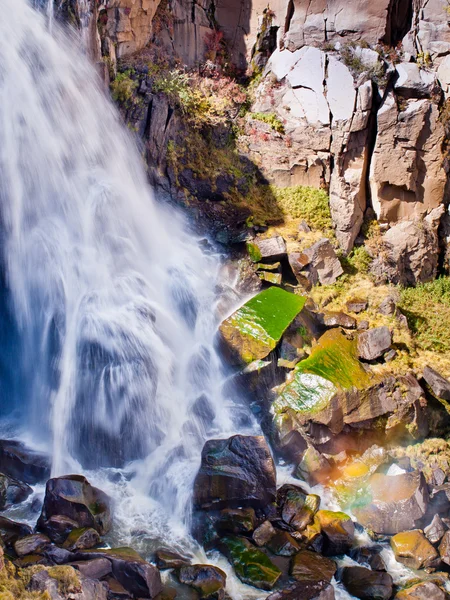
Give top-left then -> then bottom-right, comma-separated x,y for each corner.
0,0 -> 255,547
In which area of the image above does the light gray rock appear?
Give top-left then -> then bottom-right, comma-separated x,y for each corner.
395,63 -> 437,98
422,366 -> 450,401
301,239 -> 344,286
255,236 -> 287,261
425,514 -> 447,545
358,327 -> 392,361
326,57 -> 356,122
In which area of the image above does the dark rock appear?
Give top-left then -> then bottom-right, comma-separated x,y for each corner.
74,547 -> 162,599
352,545 -> 386,571
15,553 -> 49,568
266,530 -> 301,556
63,527 -> 101,551
0,439 -> 50,484
320,311 -> 357,329
266,580 -> 335,600
154,586 -> 178,600
0,473 -> 32,509
44,544 -> 75,565
353,472 -> 428,535
14,533 -> 50,557
70,557 -> 112,579
346,299 -> 368,314
104,575 -> 132,599
278,484 -> 320,532
38,475 -> 112,535
391,529 -> 439,569
39,514 -> 79,544
290,549 -> 337,582
193,435 -> 276,510
394,581 -> 447,599
155,549 -> 191,570
424,514 -> 446,544
253,520 -> 276,547
315,510 -> 355,555
215,508 -> 256,535
358,327 -> 392,361
422,366 -> 450,401
0,516 -> 33,547
219,536 -> 281,590
178,564 -> 226,599
341,566 -> 393,600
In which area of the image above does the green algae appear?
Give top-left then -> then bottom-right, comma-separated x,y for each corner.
220,287 -> 306,364
220,536 -> 281,590
246,243 -> 262,263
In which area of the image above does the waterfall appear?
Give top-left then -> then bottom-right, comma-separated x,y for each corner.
0,0 -> 253,533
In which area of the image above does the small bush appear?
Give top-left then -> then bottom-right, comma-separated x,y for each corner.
250,112 -> 285,134
273,186 -> 333,231
110,70 -> 138,103
346,246 -> 373,274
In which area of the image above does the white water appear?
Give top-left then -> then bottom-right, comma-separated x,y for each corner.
0,0 -> 256,547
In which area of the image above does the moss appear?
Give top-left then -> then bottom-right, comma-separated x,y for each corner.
110,70 -> 138,103
341,246 -> 373,275
246,242 -> 262,263
0,558 -> 48,600
399,277 -> 450,353
250,112 -> 285,134
46,567 -> 80,595
271,186 -> 333,233
220,536 -> 281,590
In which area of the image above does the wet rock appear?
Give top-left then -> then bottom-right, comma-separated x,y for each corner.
346,299 -> 368,314
219,536 -> 281,590
215,508 -> 256,535
45,544 -> 75,565
353,472 -> 428,535
315,510 -> 355,555
341,566 -> 393,600
266,580 -> 335,600
70,557 -> 112,579
352,545 -> 386,571
439,530 -> 450,565
290,549 -> 336,582
74,547 -> 162,599
63,528 -> 101,552
14,533 -> 51,557
193,435 -> 276,510
0,439 -> 50,484
219,287 -> 306,365
178,564 -> 226,599
296,447 -> 332,486
253,520 -> 276,547
40,514 -> 79,545
266,530 -> 301,556
249,236 -> 287,262
0,516 -> 33,547
395,581 -> 447,599
103,576 -> 132,599
422,367 -> 450,402
357,327 -> 392,361
425,514 -> 446,544
391,530 -> 439,569
319,312 -> 357,329
258,271 -> 282,285
278,484 -> 320,531
0,472 -> 32,509
38,475 -> 112,535
155,549 -> 191,570
154,586 -> 177,600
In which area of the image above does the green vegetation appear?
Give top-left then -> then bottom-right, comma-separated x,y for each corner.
153,70 -> 211,118
272,186 -> 333,232
220,536 -> 281,590
250,112 -> 285,134
110,70 -> 138,103
341,246 -> 373,275
399,277 -> 450,352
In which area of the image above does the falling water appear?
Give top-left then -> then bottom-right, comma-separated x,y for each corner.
0,0 -> 255,541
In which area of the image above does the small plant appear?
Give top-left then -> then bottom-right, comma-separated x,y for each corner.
205,29 -> 225,63
273,186 -> 333,232
345,246 -> 373,274
417,51 -> 432,68
110,70 -> 138,103
250,112 -> 285,134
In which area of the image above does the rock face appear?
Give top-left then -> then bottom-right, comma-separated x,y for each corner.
193,435 -> 276,510
0,439 -> 51,484
38,475 -> 112,536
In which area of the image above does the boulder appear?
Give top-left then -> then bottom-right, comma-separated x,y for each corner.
346,299 -> 368,314
0,473 -> 32,509
70,558 -> 112,580
439,530 -> 450,565
353,472 -> 429,534
40,514 -> 79,545
278,484 -> 320,532
63,528 -> 101,552
0,516 -> 33,547
395,582 -> 447,599
74,547 -> 162,598
357,327 -> 392,361
395,63 -> 437,98
38,475 -> 112,536
193,435 -> 276,510
391,530 -> 439,569
215,508 -> 256,535
248,236 -> 287,262
0,439 -> 50,484
219,536 -> 281,590
155,549 -> 191,570
290,549 -> 337,582
289,239 -> 343,287
424,514 -> 446,544
14,533 -> 51,558
422,367 -> 450,402
219,287 -> 306,365
315,510 -> 355,555
266,580 -> 335,600
253,520 -> 276,547
341,566 -> 393,600
266,531 -> 301,556
319,312 -> 356,329
178,564 -> 226,599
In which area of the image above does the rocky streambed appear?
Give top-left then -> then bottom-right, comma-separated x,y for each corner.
2,259 -> 450,600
